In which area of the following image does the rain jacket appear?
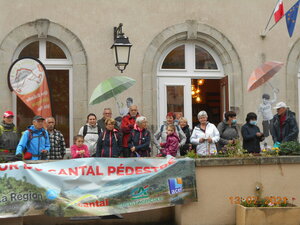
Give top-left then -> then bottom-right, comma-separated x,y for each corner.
0,122 -> 19,151
121,113 -> 140,147
96,129 -> 121,157
217,120 -> 239,149
180,125 -> 192,156
161,132 -> 180,157
128,124 -> 151,157
271,110 -> 299,143
15,125 -> 50,160
71,144 -> 90,158
190,123 -> 220,155
78,124 -> 100,156
241,123 -> 264,153
153,121 -> 186,151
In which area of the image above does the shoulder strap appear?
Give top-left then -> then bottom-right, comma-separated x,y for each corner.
114,132 -> 118,142
160,125 -> 164,133
97,123 -> 102,134
27,129 -> 33,140
102,131 -> 107,141
83,125 -> 88,138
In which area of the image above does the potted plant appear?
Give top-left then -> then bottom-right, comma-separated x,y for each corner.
236,196 -> 299,225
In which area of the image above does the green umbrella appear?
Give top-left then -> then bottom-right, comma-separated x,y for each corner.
89,76 -> 136,105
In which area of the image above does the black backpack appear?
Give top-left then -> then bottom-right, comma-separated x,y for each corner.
83,125 -> 100,138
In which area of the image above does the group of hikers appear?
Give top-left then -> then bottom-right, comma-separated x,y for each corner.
0,101 -> 298,161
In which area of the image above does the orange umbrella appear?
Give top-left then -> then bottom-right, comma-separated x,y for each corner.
247,61 -> 283,91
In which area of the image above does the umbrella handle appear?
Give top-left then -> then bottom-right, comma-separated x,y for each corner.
267,82 -> 279,94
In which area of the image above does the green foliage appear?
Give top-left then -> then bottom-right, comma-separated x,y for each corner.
240,197 -> 292,207
217,140 -> 248,157
279,141 -> 300,155
186,150 -> 199,159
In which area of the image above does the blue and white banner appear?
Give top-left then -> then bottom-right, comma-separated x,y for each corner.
0,156 -> 197,218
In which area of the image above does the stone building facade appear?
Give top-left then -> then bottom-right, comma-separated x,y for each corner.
0,0 -> 299,145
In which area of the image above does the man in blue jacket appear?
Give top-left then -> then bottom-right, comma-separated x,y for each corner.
15,115 -> 50,160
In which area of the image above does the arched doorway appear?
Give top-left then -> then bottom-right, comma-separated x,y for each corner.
12,37 -> 72,146
142,20 -> 243,131
157,42 -> 227,127
0,19 -> 88,146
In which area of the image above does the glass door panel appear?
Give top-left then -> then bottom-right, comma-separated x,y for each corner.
158,77 -> 192,127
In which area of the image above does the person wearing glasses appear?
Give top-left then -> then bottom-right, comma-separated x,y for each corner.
97,108 -> 119,132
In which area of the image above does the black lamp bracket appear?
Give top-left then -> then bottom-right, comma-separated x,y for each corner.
114,23 -> 124,41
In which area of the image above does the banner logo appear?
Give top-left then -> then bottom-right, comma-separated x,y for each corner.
131,185 -> 149,200
46,189 -> 59,200
168,178 -> 183,195
7,57 -> 52,118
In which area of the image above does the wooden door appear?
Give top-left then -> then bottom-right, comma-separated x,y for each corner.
220,76 -> 229,121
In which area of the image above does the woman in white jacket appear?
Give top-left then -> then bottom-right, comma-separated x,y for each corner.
190,111 -> 220,156
78,113 -> 100,157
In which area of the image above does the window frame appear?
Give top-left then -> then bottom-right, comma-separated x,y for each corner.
12,36 -> 73,147
157,42 -> 224,78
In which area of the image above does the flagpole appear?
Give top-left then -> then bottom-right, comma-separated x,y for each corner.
263,0 -> 280,35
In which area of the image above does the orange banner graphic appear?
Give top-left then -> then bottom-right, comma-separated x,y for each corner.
8,58 -> 52,118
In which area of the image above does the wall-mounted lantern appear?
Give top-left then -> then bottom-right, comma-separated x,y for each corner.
111,23 -> 132,73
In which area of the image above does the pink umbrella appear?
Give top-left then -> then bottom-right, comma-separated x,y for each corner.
247,61 -> 283,91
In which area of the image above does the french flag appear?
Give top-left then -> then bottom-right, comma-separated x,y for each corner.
274,0 -> 284,23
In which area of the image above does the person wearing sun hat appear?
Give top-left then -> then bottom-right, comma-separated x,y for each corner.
0,111 -> 19,154
15,115 -> 50,160
271,102 -> 299,146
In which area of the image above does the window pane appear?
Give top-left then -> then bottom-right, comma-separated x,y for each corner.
46,41 -> 66,59
167,86 -> 184,113
46,70 -> 70,146
17,70 -> 70,147
162,45 -> 185,69
18,41 -> 39,58
195,46 -> 218,69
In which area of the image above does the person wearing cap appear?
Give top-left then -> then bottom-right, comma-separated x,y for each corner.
15,115 -> 50,160
271,102 -> 299,145
45,117 -> 66,160
0,111 -> 19,154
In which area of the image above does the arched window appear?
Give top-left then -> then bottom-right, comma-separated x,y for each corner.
161,45 -> 185,69
195,46 -> 218,70
158,42 -> 222,76
13,37 -> 72,147
157,42 -> 226,127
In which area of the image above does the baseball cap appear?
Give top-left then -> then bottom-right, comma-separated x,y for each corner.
274,102 -> 288,109
33,115 -> 45,121
3,111 -> 14,118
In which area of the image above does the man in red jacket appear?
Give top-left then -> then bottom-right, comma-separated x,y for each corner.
121,105 -> 140,157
